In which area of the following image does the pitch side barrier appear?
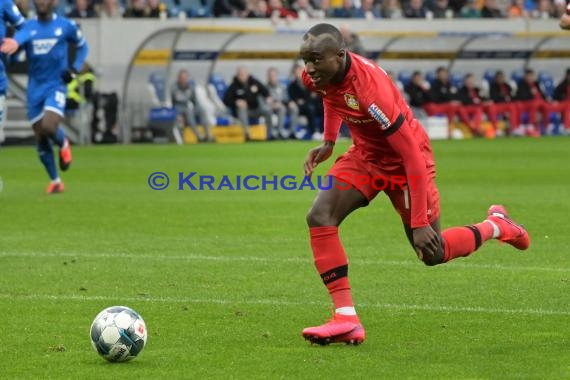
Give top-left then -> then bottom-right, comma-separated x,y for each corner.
121,25 -> 570,143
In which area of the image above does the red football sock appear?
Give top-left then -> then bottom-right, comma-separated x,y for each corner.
442,221 -> 494,262
309,226 -> 354,310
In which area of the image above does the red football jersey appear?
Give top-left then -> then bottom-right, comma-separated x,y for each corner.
302,52 -> 432,228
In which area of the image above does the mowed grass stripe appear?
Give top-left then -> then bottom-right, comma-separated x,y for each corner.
1,251 -> 568,273
0,293 -> 568,316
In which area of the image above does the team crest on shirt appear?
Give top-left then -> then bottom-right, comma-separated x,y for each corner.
54,27 -> 62,36
344,93 -> 359,110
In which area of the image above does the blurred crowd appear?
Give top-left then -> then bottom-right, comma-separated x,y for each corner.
13,0 -> 569,20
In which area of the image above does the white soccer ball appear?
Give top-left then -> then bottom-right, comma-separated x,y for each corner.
90,306 -> 148,362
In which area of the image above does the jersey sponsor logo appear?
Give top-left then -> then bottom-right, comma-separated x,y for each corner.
368,103 -> 391,130
32,38 -> 57,55
344,93 -> 359,110
343,115 -> 374,124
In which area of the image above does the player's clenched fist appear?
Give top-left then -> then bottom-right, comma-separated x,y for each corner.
0,38 -> 19,55
304,141 -> 334,178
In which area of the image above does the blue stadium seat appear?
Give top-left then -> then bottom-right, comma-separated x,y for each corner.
483,69 -> 498,84
148,71 -> 168,105
209,73 -> 228,100
538,71 -> 554,99
179,0 -> 212,17
511,69 -> 524,85
425,71 -> 436,86
397,70 -> 414,88
450,72 -> 464,89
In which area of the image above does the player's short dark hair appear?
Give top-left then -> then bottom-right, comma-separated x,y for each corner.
304,23 -> 344,48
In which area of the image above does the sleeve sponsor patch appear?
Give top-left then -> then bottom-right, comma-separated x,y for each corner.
368,103 -> 391,130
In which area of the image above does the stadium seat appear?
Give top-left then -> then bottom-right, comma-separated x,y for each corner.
511,69 -> 524,85
483,69 -> 498,84
538,71 -> 555,100
450,72 -> 464,89
397,70 -> 414,88
148,71 -> 169,106
209,73 -> 228,100
425,71 -> 436,86
179,0 -> 212,17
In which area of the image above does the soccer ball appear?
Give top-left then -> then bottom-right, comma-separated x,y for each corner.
90,306 -> 148,362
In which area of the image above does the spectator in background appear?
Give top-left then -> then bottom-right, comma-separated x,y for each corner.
67,0 -> 97,18
481,0 -> 504,17
515,68 -> 568,137
267,0 -> 298,20
266,67 -> 296,139
246,0 -> 270,17
459,0 -> 481,17
488,70 -> 520,135
171,69 -> 212,142
288,62 -> 323,140
223,66 -> 274,140
404,70 -> 431,119
381,0 -> 403,18
553,68 -> 570,101
508,0 -> 530,18
425,66 -> 461,126
213,0 -> 247,17
292,0 -> 318,19
146,0 -> 166,18
355,0 -> 382,19
333,0 -> 359,17
123,0 -> 147,17
430,0 -> 454,18
99,0 -> 124,18
314,0 -> 335,18
404,0 -> 428,18
531,0 -> 553,18
456,73 -> 486,137
339,24 -> 366,57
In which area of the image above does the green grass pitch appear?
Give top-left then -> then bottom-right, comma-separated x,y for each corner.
0,137 -> 568,379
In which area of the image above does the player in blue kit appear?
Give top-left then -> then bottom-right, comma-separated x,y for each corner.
0,0 -> 25,144
1,0 -> 88,194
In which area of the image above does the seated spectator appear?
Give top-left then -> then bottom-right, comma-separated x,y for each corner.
266,67 -> 299,139
213,0 -> 247,16
456,73 -> 490,137
223,66 -> 274,140
508,0 -> 530,18
333,0 -> 359,18
267,0 -> 298,20
171,69 -> 212,142
292,0 -> 318,19
99,0 -> 124,18
458,0 -> 481,17
288,62 -> 324,140
488,70 -> 520,135
246,0 -> 270,17
67,0 -> 98,18
553,68 -> 570,101
430,0 -> 454,18
381,0 -> 403,18
481,0 -> 504,17
404,70 -> 431,119
355,0 -> 382,19
424,66 -> 462,126
123,0 -> 148,17
515,68 -> 569,136
340,24 -> 366,57
404,0 -> 428,18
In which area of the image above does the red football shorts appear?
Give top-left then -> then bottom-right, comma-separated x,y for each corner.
327,147 -> 440,226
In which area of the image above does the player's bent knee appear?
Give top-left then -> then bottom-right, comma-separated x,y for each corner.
306,207 -> 336,227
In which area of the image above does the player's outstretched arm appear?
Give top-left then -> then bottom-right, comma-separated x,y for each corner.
304,141 -> 334,178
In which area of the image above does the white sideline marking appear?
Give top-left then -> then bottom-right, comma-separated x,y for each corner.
0,251 -> 569,273
0,293 -> 568,316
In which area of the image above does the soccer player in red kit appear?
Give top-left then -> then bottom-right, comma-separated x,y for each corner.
300,23 -> 531,346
